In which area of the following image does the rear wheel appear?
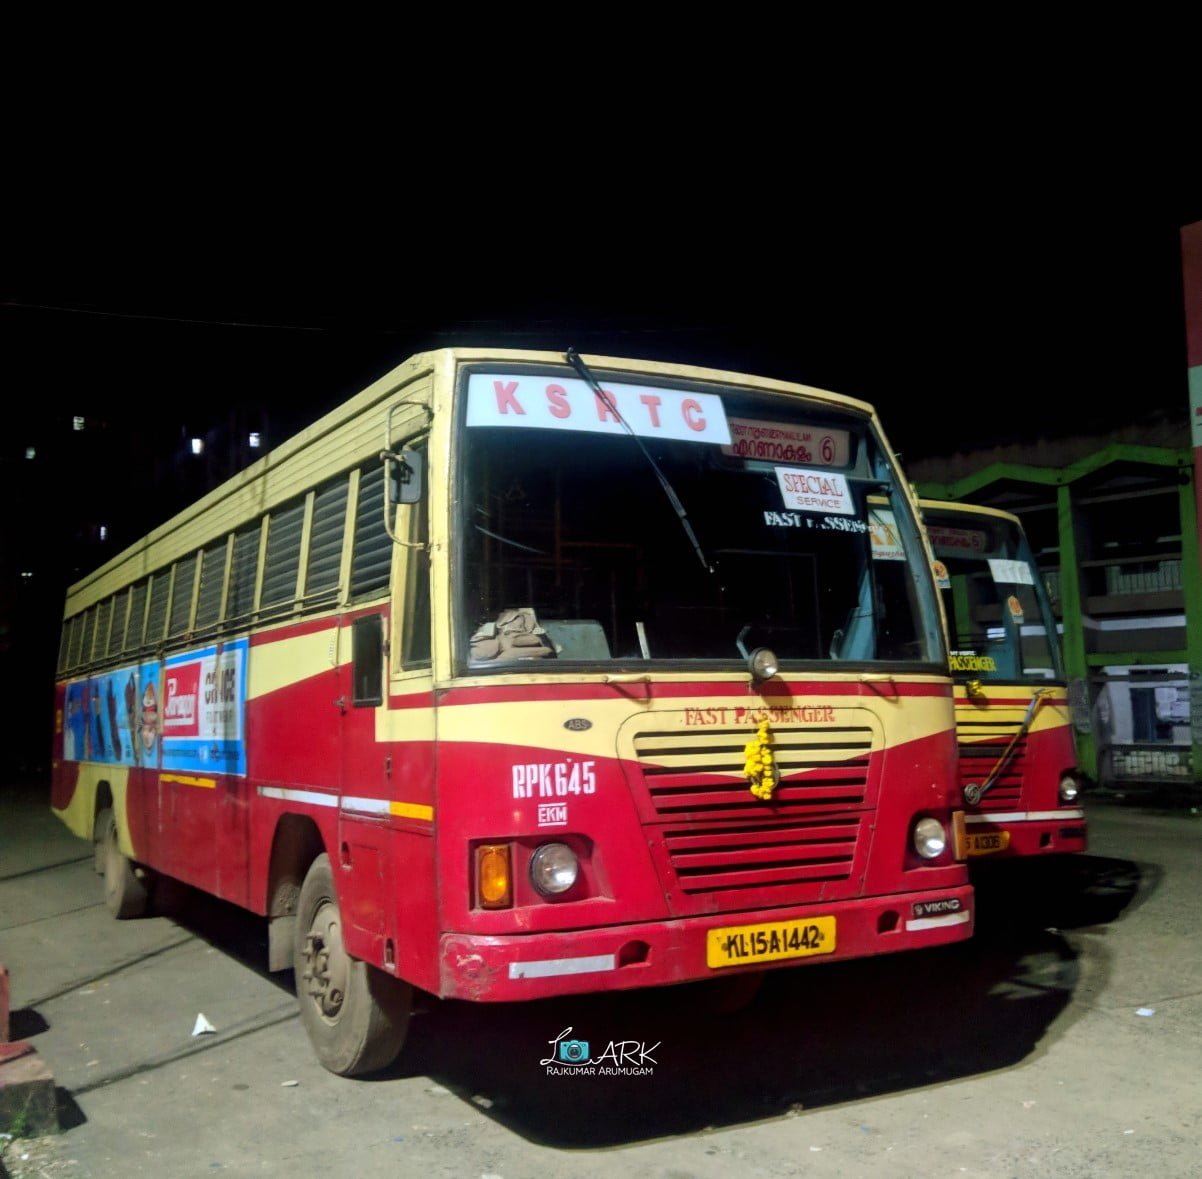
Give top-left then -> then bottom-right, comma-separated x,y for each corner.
294,853 -> 412,1076
103,812 -> 149,919
94,808 -> 113,874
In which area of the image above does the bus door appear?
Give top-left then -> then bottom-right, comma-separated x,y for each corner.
334,607 -> 394,955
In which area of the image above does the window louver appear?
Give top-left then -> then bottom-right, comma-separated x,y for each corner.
194,541 -> 227,631
226,525 -> 260,623
305,478 -> 348,601
261,500 -> 304,611
94,598 -> 112,662
169,555 -> 198,636
124,582 -> 148,653
79,609 -> 95,667
109,588 -> 130,656
65,616 -> 83,670
56,621 -> 71,673
145,574 -> 170,648
351,466 -> 390,598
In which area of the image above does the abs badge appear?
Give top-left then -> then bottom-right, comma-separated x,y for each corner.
744,720 -> 779,800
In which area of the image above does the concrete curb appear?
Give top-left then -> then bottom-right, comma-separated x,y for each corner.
0,965 -> 58,1138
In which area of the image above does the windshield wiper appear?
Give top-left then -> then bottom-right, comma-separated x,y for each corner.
566,347 -> 712,572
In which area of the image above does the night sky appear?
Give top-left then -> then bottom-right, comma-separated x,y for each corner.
10,200 -> 1196,473
3,195 -> 1198,774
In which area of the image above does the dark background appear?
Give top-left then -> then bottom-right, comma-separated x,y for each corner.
4,195 -> 1198,777
11,199 -> 1197,472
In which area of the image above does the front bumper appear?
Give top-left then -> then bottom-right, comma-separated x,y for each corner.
965,809 -> 1087,859
438,885 -> 974,1001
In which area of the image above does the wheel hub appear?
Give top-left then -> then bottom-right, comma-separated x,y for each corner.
303,900 -> 349,1021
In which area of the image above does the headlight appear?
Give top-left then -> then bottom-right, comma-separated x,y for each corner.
1059,774 -> 1080,803
529,843 -> 579,895
913,817 -> 947,859
748,647 -> 779,682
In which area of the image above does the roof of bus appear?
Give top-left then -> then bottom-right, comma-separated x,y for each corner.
63,347 -> 883,608
918,497 -> 1022,527
435,348 -> 877,414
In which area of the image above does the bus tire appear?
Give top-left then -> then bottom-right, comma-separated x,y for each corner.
103,812 -> 149,919
294,853 -> 412,1076
94,808 -> 113,874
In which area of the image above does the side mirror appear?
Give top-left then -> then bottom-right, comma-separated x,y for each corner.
388,446 -> 423,505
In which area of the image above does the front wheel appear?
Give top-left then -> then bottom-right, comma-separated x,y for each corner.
294,853 -> 412,1076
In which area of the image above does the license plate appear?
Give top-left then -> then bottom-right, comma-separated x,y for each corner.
966,830 -> 1011,856
706,917 -> 836,968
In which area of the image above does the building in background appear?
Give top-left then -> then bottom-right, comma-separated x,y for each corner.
912,221 -> 1201,794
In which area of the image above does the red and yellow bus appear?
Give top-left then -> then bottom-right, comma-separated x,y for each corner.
52,348 -> 972,1075
919,499 -> 1086,860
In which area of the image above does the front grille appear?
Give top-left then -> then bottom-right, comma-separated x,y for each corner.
956,718 -> 1027,809
626,717 -> 881,911
633,725 -> 875,821
663,815 -> 863,894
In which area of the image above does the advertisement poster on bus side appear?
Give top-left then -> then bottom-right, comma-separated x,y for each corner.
62,639 -> 248,777
63,660 -> 160,768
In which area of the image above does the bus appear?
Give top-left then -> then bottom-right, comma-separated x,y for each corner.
52,347 -> 973,1076
919,499 -> 1087,860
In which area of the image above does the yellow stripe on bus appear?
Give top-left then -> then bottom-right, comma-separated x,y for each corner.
162,774 -> 218,789
389,801 -> 434,821
248,628 -> 344,700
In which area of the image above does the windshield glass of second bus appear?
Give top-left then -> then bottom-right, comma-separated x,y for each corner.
456,368 -> 941,671
926,510 -> 1062,683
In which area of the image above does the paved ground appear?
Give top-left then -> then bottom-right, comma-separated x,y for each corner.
1,781 -> 1199,1178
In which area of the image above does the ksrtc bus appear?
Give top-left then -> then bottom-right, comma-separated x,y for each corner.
919,499 -> 1086,859
52,348 -> 973,1075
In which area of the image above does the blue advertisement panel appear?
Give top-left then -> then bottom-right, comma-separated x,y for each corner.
62,639 -> 248,777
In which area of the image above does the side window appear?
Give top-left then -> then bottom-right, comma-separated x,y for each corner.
110,588 -> 131,657
145,572 -> 170,649
125,580 -> 148,653
226,523 -> 262,625
261,500 -> 305,615
351,613 -> 384,706
169,554 -> 199,637
57,620 -> 71,674
306,476 -> 349,605
66,616 -> 79,667
195,540 -> 228,632
351,465 -> 390,600
79,608 -> 95,667
94,598 -> 113,663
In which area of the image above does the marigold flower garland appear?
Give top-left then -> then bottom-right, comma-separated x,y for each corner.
743,720 -> 778,800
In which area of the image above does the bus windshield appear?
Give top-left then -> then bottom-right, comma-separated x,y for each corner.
457,366 -> 941,670
925,506 -> 1064,683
